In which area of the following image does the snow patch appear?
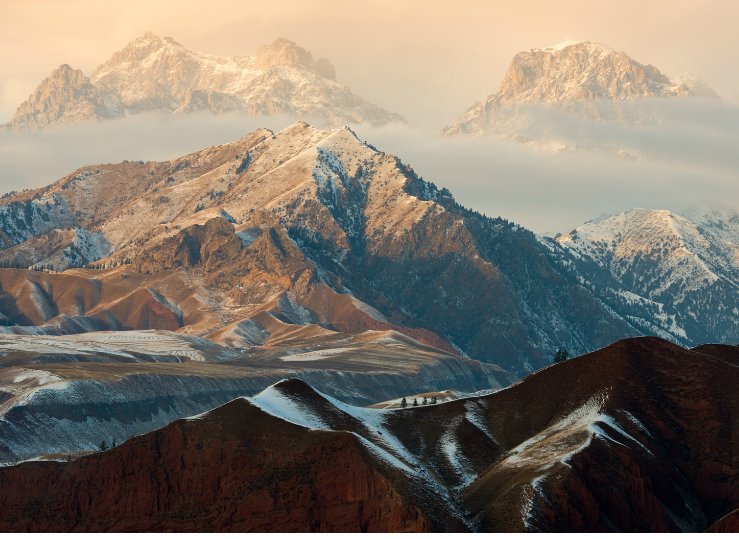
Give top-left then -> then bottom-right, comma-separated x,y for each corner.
280,347 -> 353,362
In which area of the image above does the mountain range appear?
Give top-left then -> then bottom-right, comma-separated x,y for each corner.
0,122 -> 735,467
0,33 -> 737,533
0,122 -> 734,360
4,33 -> 403,131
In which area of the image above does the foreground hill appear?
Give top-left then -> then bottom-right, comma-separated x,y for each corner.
1,337 -> 737,532
5,33 -> 402,131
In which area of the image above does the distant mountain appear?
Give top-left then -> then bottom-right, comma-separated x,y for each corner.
444,40 -> 715,138
5,33 -> 403,131
2,338 -> 738,532
544,208 -> 739,345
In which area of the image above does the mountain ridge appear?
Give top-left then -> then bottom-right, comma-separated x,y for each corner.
545,207 -> 738,345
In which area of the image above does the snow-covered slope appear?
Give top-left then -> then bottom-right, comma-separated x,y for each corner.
545,208 -> 738,344
6,34 -> 403,131
444,40 -> 713,138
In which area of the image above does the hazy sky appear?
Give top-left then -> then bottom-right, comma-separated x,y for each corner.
1,0 -> 737,233
2,0 -> 739,126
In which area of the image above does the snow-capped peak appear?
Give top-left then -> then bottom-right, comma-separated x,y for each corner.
552,208 -> 738,342
7,34 -> 403,131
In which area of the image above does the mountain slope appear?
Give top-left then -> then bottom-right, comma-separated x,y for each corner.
444,40 -> 711,138
0,122 -> 641,374
6,33 -> 402,131
545,208 -> 739,344
1,338 -> 737,532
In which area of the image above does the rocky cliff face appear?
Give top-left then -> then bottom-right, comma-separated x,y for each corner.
6,33 -> 402,131
1,338 -> 737,532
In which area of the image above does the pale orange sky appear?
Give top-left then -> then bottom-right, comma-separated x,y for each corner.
1,0 -> 738,125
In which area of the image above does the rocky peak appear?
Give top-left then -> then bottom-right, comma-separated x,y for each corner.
6,33 -> 397,129
7,64 -> 123,131
497,40 -> 690,105
99,31 -> 186,66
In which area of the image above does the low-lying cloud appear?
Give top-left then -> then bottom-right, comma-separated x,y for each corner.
1,99 -> 737,235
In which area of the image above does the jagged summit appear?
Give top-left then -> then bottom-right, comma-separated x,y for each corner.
494,40 -> 691,105
6,34 -> 403,131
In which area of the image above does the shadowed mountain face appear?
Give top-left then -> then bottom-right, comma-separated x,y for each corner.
1,337 -> 737,532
